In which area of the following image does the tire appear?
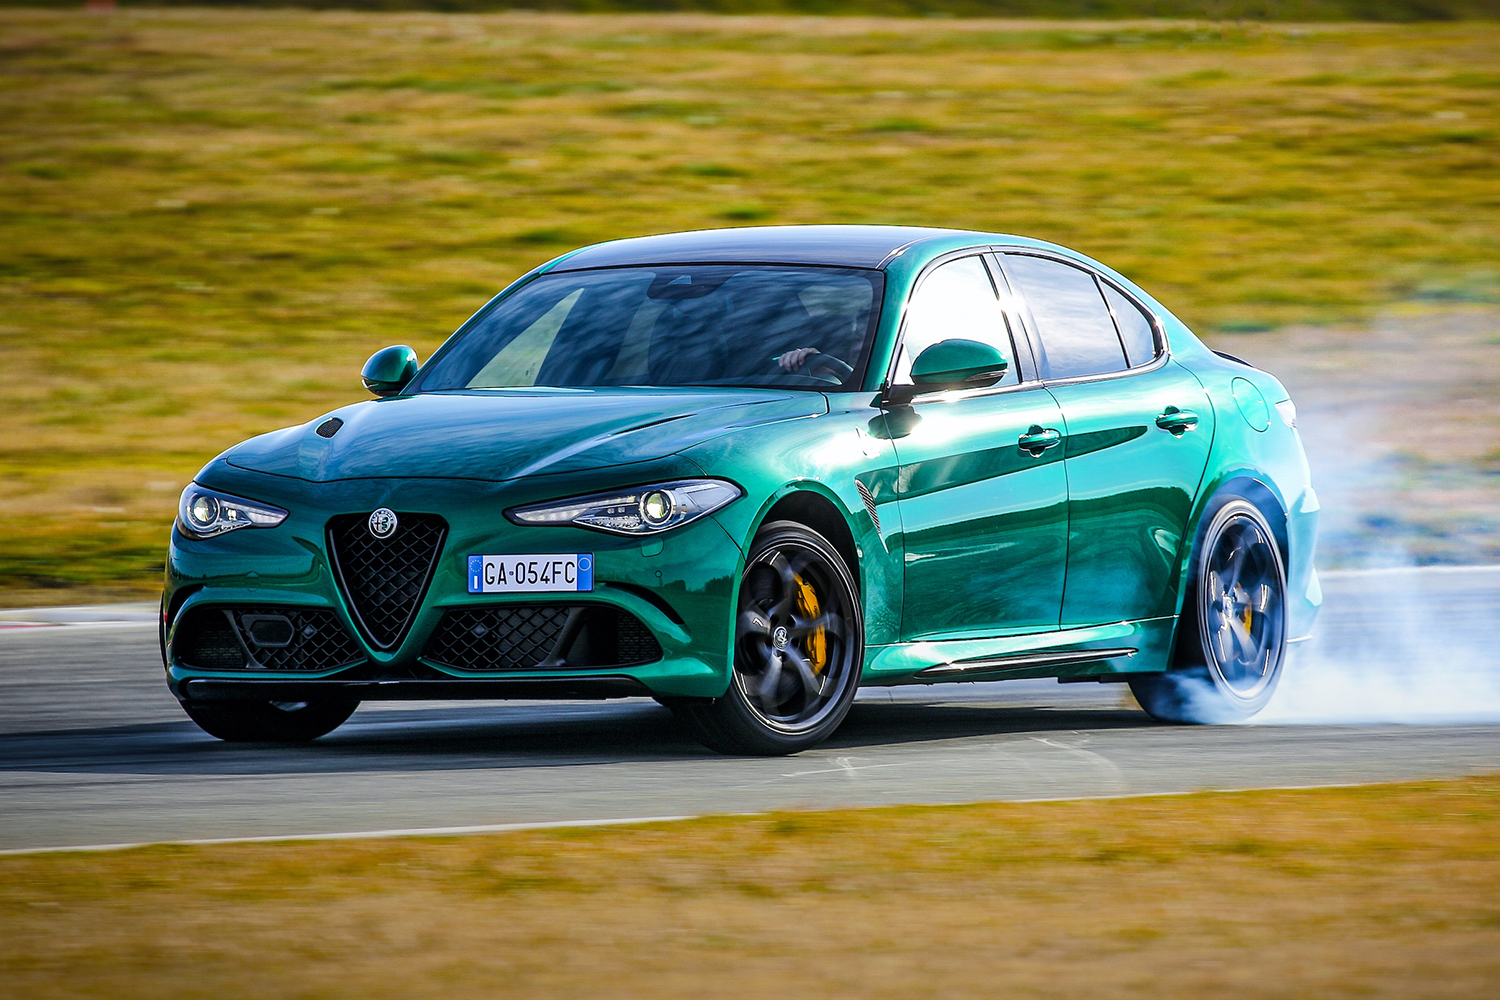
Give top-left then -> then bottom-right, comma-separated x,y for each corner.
1131,498 -> 1287,724
181,697 -> 359,742
676,521 -> 863,755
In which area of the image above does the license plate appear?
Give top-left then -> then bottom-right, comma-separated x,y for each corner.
467,554 -> 593,594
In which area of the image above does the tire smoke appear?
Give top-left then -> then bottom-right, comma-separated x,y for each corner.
1254,566 -> 1500,724
1209,312 -> 1500,725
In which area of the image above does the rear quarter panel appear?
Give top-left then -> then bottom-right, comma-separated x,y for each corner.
1165,319 -> 1322,641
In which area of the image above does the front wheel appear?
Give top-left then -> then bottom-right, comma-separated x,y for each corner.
675,521 -> 863,755
181,697 -> 359,742
1131,498 -> 1287,724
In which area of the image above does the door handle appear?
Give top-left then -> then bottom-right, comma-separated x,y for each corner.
1018,425 -> 1061,456
1155,406 -> 1199,434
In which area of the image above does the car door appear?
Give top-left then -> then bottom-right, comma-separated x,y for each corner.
883,253 -> 1068,641
998,252 -> 1214,629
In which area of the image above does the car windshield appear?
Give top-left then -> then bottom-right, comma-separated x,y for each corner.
411,265 -> 885,393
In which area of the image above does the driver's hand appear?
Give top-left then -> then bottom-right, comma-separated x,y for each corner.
777,347 -> 820,372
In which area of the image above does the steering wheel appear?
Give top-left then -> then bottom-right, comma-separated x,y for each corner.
771,352 -> 854,385
807,355 -> 855,383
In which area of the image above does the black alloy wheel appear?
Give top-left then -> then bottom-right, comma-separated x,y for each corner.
674,521 -> 863,755
181,696 -> 359,742
1131,498 -> 1288,724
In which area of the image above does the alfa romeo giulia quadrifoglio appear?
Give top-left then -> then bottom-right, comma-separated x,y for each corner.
163,226 -> 1320,754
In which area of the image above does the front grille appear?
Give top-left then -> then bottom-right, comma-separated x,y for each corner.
327,512 -> 447,650
424,605 -> 663,672
174,606 -> 365,672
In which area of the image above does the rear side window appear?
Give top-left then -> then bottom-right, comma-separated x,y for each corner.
1101,282 -> 1158,367
1002,255 -> 1126,380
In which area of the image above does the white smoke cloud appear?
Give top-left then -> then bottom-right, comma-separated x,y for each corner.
1203,312 -> 1500,726
1255,566 -> 1500,724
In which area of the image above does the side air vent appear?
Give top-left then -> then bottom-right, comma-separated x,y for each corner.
327,512 -> 447,650
855,479 -> 881,536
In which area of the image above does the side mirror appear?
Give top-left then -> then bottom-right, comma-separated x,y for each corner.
361,345 -> 418,397
884,339 -> 1008,405
912,339 -> 1009,388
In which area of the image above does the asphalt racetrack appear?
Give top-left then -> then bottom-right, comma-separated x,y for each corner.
2,568 -> 1497,853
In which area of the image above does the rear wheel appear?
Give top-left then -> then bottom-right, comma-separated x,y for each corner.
1131,498 -> 1287,723
181,697 -> 359,742
675,521 -> 863,755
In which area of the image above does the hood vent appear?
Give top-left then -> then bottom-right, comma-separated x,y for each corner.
327,512 -> 447,650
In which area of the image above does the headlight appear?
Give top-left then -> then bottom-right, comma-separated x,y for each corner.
506,479 -> 742,536
177,484 -> 288,540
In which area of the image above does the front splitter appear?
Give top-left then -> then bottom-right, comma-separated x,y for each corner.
180,676 -> 654,702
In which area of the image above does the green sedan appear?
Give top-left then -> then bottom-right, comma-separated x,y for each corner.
163,225 -> 1321,754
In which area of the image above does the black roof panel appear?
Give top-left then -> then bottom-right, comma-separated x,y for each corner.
547,225 -> 967,271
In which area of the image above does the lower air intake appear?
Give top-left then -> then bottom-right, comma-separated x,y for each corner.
424,605 -> 663,672
174,606 -> 365,672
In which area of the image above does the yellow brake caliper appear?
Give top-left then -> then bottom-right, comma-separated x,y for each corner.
793,574 -> 827,675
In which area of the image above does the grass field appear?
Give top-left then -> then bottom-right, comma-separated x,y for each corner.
12,0 -> 1500,20
2,776 -> 1498,998
1,10 -> 1497,597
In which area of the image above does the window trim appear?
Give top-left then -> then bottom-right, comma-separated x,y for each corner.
880,247 -> 1043,406
989,247 -> 1171,389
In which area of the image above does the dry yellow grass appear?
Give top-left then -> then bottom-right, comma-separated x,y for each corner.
2,10 -> 1496,595
2,776 -> 1499,998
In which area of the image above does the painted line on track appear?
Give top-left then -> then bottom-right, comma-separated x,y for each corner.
1318,564 -> 1500,579
0,815 -> 696,857
0,779 -> 1451,857
0,620 -> 156,632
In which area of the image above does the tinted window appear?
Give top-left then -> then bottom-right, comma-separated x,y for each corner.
1101,283 -> 1157,367
1003,255 -> 1126,380
893,255 -> 1019,387
412,266 -> 883,392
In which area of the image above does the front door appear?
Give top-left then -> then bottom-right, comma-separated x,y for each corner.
885,254 -> 1068,641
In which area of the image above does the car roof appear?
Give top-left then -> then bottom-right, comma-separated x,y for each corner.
544,225 -> 978,271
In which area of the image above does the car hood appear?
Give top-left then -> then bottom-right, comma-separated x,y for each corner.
222,387 -> 828,483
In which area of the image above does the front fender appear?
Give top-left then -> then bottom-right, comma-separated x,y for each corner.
691,396 -> 906,646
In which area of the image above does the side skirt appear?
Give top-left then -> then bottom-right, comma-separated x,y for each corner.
861,617 -> 1176,686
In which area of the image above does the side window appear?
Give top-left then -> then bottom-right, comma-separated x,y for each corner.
1101,282 -> 1158,367
1003,255 -> 1126,380
894,255 -> 1019,387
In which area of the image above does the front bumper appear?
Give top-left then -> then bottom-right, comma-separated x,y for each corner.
164,463 -> 745,703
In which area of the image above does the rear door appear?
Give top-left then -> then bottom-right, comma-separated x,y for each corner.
998,252 -> 1214,628
885,253 -> 1068,641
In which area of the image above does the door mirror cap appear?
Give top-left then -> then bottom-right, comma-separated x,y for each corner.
361,345 -> 418,397
912,339 -> 1009,387
884,339 -> 1010,405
